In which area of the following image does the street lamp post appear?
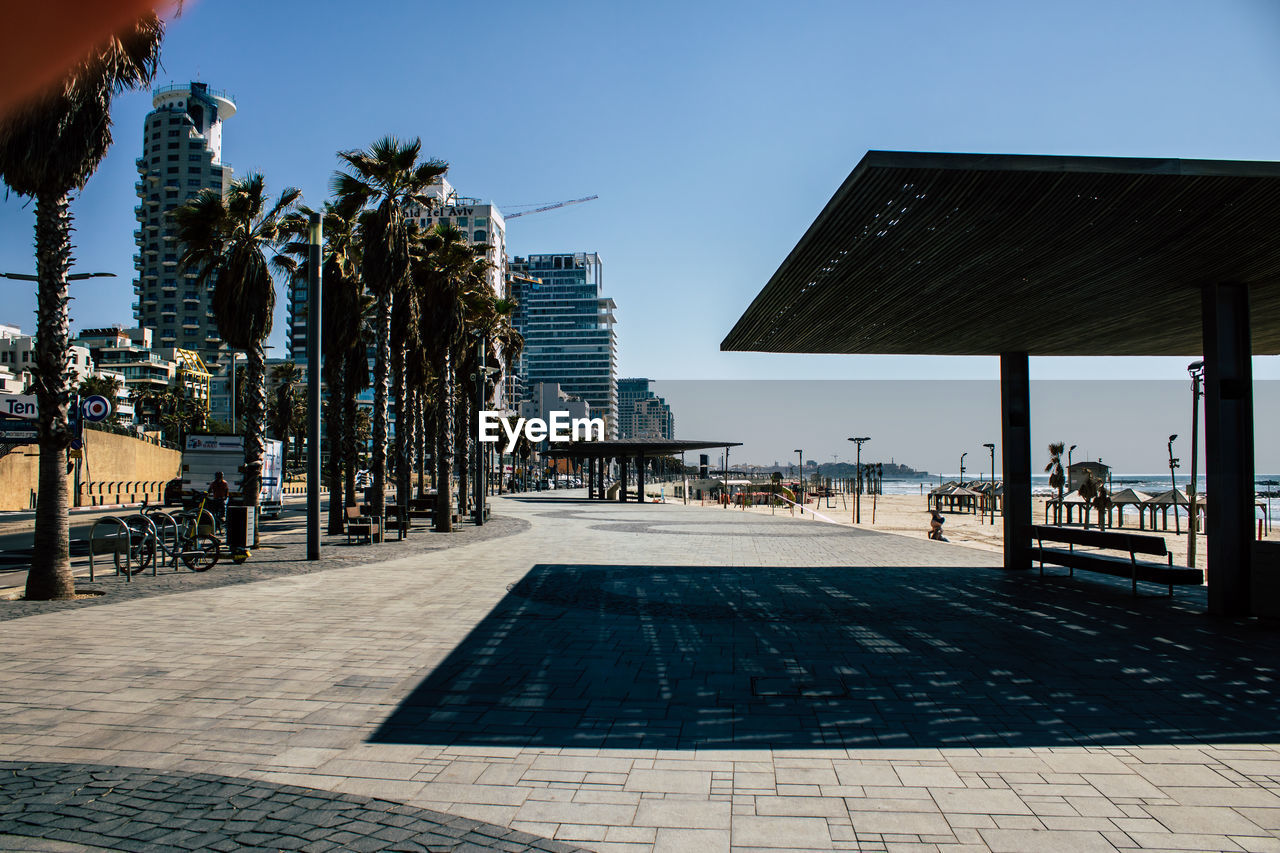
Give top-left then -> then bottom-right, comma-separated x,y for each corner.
306,211 -> 322,561
847,437 -> 870,522
228,352 -> 247,433
794,449 -> 804,511
983,442 -> 996,526
1187,361 -> 1204,566
1167,433 -> 1181,535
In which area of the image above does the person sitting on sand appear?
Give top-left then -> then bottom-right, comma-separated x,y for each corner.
928,509 -> 947,541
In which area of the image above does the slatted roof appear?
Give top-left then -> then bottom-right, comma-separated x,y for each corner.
543,439 -> 741,458
721,151 -> 1280,356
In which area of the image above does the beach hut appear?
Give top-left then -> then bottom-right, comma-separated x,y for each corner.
1145,488 -> 1189,531
1045,489 -> 1089,525
927,482 -> 959,512
1068,460 -> 1111,491
1107,488 -> 1152,529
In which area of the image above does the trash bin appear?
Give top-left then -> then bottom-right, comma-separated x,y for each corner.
226,505 -> 255,551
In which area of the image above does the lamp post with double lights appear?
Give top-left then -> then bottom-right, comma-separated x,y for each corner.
1168,434 -> 1181,535
847,437 -> 870,522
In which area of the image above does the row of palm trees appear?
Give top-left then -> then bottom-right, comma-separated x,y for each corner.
0,8 -> 520,599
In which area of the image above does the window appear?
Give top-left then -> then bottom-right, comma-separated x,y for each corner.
167,142 -> 178,149
168,154 -> 179,161
475,216 -> 488,226
168,130 -> 179,137
188,179 -> 201,186
456,217 -> 468,226
474,230 -> 487,242
165,191 -> 177,198
188,154 -> 201,162
167,166 -> 179,174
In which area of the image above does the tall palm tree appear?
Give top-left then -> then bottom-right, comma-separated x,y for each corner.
417,223 -> 487,530
332,136 -> 447,523
174,174 -> 300,544
280,199 -> 368,533
1045,441 -> 1066,525
0,12 -> 165,600
268,361 -> 300,465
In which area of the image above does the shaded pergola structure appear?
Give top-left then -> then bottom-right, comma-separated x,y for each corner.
723,150 -> 1280,617
545,439 -> 743,503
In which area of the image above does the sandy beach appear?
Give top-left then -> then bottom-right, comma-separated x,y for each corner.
647,486 -> 1279,571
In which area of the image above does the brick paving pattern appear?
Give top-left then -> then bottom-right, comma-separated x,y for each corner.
0,761 -> 589,852
0,493 -> 1277,852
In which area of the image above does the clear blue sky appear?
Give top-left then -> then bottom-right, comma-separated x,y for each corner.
3,0 -> 1280,383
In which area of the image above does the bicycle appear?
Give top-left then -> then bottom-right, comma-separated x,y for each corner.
173,491 -> 222,571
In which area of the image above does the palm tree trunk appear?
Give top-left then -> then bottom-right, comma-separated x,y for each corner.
25,193 -> 75,601
343,349 -> 360,509
242,340 -> 268,546
391,345 -> 405,510
455,386 -> 469,519
325,354 -> 345,535
433,352 -> 453,532
370,294 -> 390,521
415,396 -> 427,499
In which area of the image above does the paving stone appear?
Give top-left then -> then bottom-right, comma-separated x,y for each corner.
2,495 -> 1280,851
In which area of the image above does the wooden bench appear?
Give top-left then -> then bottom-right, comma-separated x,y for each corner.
1029,524 -> 1204,596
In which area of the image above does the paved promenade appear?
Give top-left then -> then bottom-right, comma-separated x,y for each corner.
1,494 -> 1278,852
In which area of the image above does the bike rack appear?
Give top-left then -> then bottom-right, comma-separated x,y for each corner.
121,513 -> 160,577
88,516 -> 131,583
143,508 -> 181,571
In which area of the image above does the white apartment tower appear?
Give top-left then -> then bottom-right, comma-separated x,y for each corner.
133,82 -> 235,371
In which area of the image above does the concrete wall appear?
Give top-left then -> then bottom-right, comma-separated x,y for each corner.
0,428 -> 181,511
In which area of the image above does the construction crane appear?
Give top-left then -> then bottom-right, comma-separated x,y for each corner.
504,195 -> 598,220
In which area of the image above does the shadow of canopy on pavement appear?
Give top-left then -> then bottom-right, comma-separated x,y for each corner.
371,561 -> 1280,750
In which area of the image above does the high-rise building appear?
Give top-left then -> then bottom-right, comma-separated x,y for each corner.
508,253 -> 618,437
133,81 -> 235,369
616,377 -> 675,439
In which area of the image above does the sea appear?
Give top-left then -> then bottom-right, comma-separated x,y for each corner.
878,475 -> 1280,522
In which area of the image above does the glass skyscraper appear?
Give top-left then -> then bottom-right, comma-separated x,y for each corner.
509,253 -> 618,437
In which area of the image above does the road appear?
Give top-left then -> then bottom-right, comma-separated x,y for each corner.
0,496 -> 312,593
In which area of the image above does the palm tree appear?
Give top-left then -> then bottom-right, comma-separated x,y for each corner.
416,223 -> 489,530
1045,441 -> 1066,525
280,199 -> 368,533
268,361 -> 300,466
1079,469 -> 1099,530
332,136 -> 447,524
174,174 -> 300,545
0,12 -> 165,600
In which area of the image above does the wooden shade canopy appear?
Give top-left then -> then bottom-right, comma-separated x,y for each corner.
721,151 -> 1280,357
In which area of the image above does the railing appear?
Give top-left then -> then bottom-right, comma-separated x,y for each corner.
153,83 -> 236,103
